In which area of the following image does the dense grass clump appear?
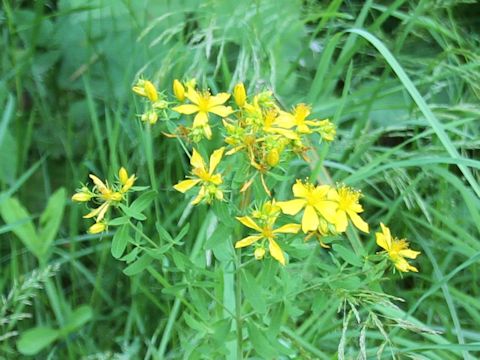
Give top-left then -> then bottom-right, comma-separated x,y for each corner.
1,1 -> 479,359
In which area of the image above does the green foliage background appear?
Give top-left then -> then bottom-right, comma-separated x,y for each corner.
1,0 -> 479,359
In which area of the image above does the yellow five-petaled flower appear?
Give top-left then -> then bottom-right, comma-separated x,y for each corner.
277,180 -> 338,233
330,185 -> 369,233
174,147 -> 225,205
235,209 -> 300,265
376,223 -> 420,273
173,87 -> 234,139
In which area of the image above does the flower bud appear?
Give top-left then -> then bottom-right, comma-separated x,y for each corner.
141,110 -> 158,125
132,79 -> 146,97
254,247 -> 266,260
173,79 -> 185,101
119,167 -> 129,185
121,175 -> 136,193
233,82 -> 246,107
88,222 -> 107,234
72,187 -> 92,202
266,148 -> 280,167
144,80 -> 158,102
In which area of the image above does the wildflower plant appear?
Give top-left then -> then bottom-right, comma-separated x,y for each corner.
71,78 -> 423,358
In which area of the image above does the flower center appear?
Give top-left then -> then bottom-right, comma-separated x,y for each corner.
197,93 -> 210,112
261,226 -> 275,239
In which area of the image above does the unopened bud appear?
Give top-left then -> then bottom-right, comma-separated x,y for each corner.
266,148 -> 280,167
254,247 -> 266,260
144,80 -> 158,102
233,82 -> 246,107
173,79 -> 185,101
88,222 -> 107,234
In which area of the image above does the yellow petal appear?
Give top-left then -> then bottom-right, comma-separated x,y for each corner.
292,180 -> 308,198
380,223 -> 392,249
173,104 -> 199,115
209,105 -> 234,118
173,179 -> 201,193
191,186 -> 206,205
268,239 -> 285,265
274,223 -> 301,234
275,112 -> 295,129
399,249 -> 421,259
185,87 -> 201,104
334,210 -> 348,233
302,205 -> 319,233
89,174 -> 108,194
236,216 -> 262,232
376,233 -> 389,251
277,199 -> 306,215
83,202 -> 110,222
347,210 -> 369,233
190,148 -> 206,169
235,235 -> 262,248
314,200 -> 338,224
208,92 -> 230,107
203,124 -> 212,140
193,111 -> 209,127
394,258 -> 417,273
209,147 -> 225,174
406,263 -> 419,272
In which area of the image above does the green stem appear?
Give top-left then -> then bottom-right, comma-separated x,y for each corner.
235,250 -> 243,360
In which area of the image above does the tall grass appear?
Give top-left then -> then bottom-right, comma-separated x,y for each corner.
1,0 -> 479,358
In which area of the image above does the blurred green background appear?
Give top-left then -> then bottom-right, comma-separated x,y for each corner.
1,0 -> 480,358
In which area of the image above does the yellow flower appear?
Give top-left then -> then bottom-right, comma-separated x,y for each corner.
276,104 -> 320,134
235,209 -> 300,265
173,88 -> 234,139
174,147 -> 225,205
330,185 -> 369,233
376,223 -> 420,272
173,79 -> 186,101
82,174 -> 122,222
233,82 -> 246,108
88,221 -> 107,234
118,167 -> 136,193
277,180 -> 338,233
132,79 -> 158,102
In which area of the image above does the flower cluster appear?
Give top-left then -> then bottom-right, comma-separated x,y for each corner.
132,79 -> 168,124
129,78 -> 420,273
72,167 -> 136,233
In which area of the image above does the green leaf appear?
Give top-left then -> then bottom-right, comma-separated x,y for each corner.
38,188 -> 66,257
240,269 -> 267,314
0,197 -> 40,258
108,216 -> 130,226
332,244 -> 363,267
63,305 -> 93,334
119,203 -> 146,221
155,222 -> 174,242
129,190 -> 157,214
111,224 -> 131,259
123,254 -> 153,276
246,321 -> 278,359
17,326 -> 59,355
